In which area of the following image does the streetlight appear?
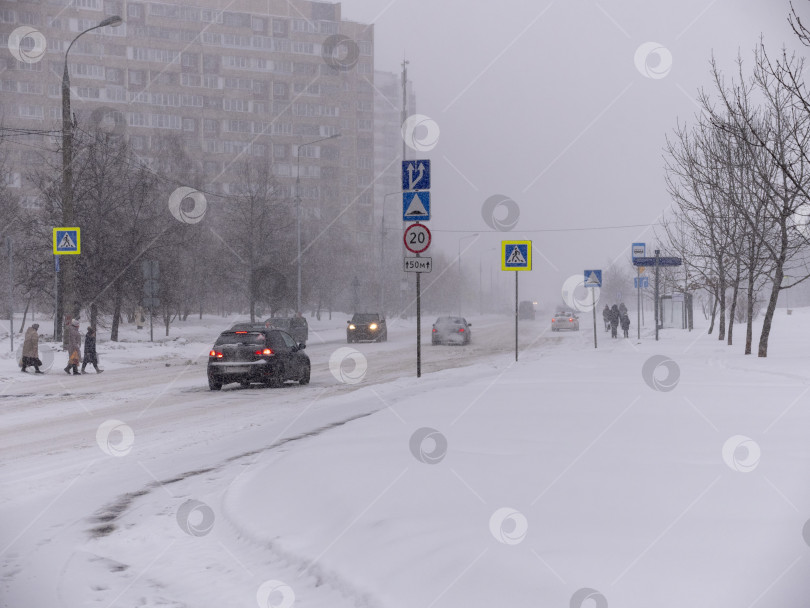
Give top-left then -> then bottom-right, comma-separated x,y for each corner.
457,233 -> 479,315
295,133 -> 341,313
59,15 -> 123,339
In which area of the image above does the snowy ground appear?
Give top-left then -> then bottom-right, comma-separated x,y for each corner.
1,309 -> 809,607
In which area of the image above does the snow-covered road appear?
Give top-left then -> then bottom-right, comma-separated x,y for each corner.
2,312 -> 809,607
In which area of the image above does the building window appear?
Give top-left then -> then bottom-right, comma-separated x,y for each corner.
273,19 -> 287,36
19,105 -> 43,119
182,118 -> 195,131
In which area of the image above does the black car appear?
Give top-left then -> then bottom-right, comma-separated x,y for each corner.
207,328 -> 310,390
264,316 -> 308,345
518,301 -> 536,320
347,313 -> 387,343
432,316 -> 472,345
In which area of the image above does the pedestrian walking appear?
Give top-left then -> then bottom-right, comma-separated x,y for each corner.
618,302 -> 628,317
64,319 -> 82,376
21,324 -> 44,373
620,313 -> 630,338
81,326 -> 103,374
602,304 -> 610,332
609,304 -> 620,339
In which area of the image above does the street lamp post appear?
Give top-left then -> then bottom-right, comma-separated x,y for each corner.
59,15 -> 122,339
457,233 -> 479,315
295,133 -> 340,314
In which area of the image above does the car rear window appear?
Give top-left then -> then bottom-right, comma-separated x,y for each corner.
265,318 -> 291,329
352,314 -> 380,322
215,332 -> 266,345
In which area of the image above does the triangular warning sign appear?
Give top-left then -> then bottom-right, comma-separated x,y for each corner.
507,246 -> 526,264
58,233 -> 76,250
404,192 -> 428,216
585,272 -> 600,284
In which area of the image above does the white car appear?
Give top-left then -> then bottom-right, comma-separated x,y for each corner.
551,311 -> 580,331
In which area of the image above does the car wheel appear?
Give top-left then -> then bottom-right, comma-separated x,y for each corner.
208,376 -> 222,391
299,363 -> 311,385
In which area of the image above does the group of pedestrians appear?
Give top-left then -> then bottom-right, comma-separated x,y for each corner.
20,319 -> 103,375
602,303 -> 631,339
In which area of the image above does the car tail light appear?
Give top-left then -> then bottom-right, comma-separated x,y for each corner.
432,328 -> 437,332
569,318 -> 574,322
458,328 -> 464,332
234,331 -> 247,334
254,348 -> 274,356
551,318 -> 556,322
209,350 -> 223,358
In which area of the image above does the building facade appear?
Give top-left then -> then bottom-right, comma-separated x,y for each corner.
1,0 -> 377,247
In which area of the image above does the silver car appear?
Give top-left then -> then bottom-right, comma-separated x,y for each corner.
551,311 -> 579,331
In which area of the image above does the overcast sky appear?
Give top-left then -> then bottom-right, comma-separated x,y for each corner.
342,0 -> 804,307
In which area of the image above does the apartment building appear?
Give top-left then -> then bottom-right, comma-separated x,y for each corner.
1,0 -> 377,247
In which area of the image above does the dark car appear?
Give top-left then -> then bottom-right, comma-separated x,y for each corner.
518,300 -> 536,320
347,313 -> 387,343
207,328 -> 310,390
432,316 -> 472,345
264,316 -> 308,345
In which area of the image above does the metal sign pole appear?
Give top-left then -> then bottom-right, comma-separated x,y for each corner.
637,267 -> 641,341
7,238 -> 13,352
654,249 -> 660,342
515,271 -> 518,361
416,268 -> 421,378
592,288 -> 597,348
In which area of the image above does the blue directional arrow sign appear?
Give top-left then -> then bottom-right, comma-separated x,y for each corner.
584,269 -> 602,287
634,276 -> 649,288
401,160 -> 430,191
402,191 -> 430,221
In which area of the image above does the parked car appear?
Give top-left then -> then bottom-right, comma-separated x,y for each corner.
431,316 -> 472,345
518,300 -> 536,320
551,311 -> 580,331
347,313 -> 387,343
207,328 -> 310,390
264,316 -> 308,345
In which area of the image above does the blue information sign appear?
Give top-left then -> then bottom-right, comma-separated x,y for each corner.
401,160 -> 431,191
402,191 -> 430,221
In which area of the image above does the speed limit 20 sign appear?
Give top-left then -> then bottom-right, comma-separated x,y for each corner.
404,223 -> 431,254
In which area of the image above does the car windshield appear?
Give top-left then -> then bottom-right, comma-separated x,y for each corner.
352,314 -> 380,323
265,318 -> 291,329
215,332 -> 266,345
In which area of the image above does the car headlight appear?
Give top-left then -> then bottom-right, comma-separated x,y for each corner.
369,323 -> 378,330
349,324 -> 356,330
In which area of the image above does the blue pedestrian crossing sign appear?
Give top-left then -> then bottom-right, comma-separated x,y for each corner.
584,269 -> 602,287
402,160 -> 430,191
53,227 -> 81,255
634,276 -> 649,288
501,240 -> 532,271
403,191 -> 430,221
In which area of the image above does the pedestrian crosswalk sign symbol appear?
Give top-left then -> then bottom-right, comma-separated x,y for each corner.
501,240 -> 532,271
583,269 -> 602,287
53,227 -> 81,255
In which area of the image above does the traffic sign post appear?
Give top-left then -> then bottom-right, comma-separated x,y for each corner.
404,224 -> 431,254
633,244 -> 645,343
53,228 -> 80,255
584,270 -> 602,349
502,241 -> 533,361
632,251 -> 682,341
401,160 -> 432,379
402,191 -> 430,221
404,257 -> 432,272
401,160 -> 430,191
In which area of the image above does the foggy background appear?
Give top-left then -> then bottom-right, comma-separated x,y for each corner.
343,0 -> 802,308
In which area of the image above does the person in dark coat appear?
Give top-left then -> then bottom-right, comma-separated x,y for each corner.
602,304 -> 610,332
81,326 -> 103,374
21,324 -> 43,373
64,319 -> 82,376
618,302 -> 628,317
620,313 -> 630,338
609,304 -> 620,338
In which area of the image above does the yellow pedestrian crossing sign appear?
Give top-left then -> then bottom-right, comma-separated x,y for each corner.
501,240 -> 532,271
53,227 -> 81,255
